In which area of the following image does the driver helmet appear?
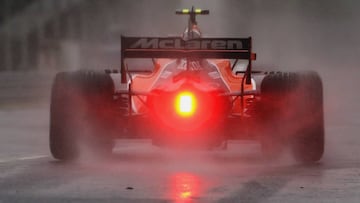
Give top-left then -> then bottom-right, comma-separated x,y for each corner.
182,25 -> 201,41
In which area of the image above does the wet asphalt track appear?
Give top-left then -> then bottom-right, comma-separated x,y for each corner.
0,68 -> 360,203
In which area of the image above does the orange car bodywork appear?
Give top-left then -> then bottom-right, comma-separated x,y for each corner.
131,58 -> 254,115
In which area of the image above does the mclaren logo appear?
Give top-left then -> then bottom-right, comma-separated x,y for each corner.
129,38 -> 243,50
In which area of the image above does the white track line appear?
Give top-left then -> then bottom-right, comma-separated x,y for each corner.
17,155 -> 49,160
0,155 -> 49,163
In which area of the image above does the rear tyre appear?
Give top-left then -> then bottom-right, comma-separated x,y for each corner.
50,71 -> 115,161
259,71 -> 324,163
289,72 -> 324,163
259,72 -> 296,160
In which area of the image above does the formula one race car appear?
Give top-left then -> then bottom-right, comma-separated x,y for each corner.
49,7 -> 324,163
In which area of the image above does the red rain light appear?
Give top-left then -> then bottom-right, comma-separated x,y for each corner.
174,91 -> 197,117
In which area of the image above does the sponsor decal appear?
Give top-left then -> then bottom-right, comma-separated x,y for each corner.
129,38 -> 244,50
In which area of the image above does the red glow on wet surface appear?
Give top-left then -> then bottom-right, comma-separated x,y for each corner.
170,173 -> 201,202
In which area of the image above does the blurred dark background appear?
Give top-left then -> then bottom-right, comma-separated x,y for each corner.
0,0 -> 359,72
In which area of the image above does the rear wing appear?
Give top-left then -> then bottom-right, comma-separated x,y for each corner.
120,36 -> 256,84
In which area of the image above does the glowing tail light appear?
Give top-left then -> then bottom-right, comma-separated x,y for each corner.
175,91 -> 197,117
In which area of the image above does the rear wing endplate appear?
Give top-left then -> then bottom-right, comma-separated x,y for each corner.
121,36 -> 256,84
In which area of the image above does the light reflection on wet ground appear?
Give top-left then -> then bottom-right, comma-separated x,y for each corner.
169,173 -> 201,203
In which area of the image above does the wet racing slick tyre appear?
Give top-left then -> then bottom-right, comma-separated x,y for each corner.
259,72 -> 294,160
289,71 -> 324,163
260,71 -> 324,163
50,71 -> 115,161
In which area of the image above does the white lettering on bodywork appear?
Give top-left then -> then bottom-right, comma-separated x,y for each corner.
129,38 -> 244,50
227,40 -> 243,49
212,40 -> 227,49
130,38 -> 158,49
159,39 -> 174,49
